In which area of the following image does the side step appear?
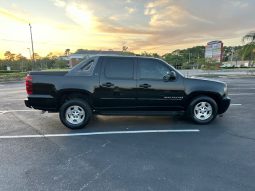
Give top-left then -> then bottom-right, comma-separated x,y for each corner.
97,110 -> 185,116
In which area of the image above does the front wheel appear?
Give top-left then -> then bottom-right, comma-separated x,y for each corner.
187,96 -> 218,124
59,99 -> 92,129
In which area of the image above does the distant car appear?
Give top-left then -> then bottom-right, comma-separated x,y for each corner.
25,56 -> 231,129
220,63 -> 235,68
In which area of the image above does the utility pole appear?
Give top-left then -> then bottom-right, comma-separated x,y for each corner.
29,23 -> 35,70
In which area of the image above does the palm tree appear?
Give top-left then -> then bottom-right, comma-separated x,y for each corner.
65,49 -> 70,56
242,31 -> 255,65
243,31 -> 255,44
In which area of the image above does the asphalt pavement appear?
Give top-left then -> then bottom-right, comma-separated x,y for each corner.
0,77 -> 255,191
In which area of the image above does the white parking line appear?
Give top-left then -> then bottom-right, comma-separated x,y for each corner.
229,88 -> 255,90
0,88 -> 24,91
3,98 -> 26,101
229,93 -> 255,96
0,110 -> 34,114
230,104 -> 242,106
0,129 -> 200,139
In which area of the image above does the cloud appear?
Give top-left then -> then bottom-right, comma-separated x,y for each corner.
52,1 -> 97,31
130,0 -> 254,53
125,7 -> 136,14
3,0 -> 255,55
125,0 -> 133,3
0,7 -> 28,23
53,0 -> 66,7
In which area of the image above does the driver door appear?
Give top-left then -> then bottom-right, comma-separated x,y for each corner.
136,58 -> 185,110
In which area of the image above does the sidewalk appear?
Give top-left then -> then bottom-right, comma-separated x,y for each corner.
179,69 -> 255,78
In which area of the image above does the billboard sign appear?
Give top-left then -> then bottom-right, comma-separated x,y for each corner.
205,41 -> 223,62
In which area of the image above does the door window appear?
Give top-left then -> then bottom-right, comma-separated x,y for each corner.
138,59 -> 171,80
104,57 -> 134,79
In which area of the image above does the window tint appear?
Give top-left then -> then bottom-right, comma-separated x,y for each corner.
138,59 -> 170,79
104,57 -> 134,79
81,60 -> 94,71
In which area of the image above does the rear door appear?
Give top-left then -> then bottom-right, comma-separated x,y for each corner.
95,57 -> 136,110
136,58 -> 185,110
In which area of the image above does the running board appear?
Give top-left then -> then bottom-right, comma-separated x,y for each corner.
97,110 -> 185,116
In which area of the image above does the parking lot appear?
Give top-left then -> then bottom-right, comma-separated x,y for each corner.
0,77 -> 255,191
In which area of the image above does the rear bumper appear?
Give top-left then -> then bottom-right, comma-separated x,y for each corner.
218,96 -> 231,114
24,94 -> 58,112
24,99 -> 32,108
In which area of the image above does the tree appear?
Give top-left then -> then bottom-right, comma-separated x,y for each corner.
4,51 -> 15,61
33,53 -> 41,61
122,46 -> 128,52
140,52 -> 161,58
46,52 -> 58,60
243,31 -> 255,44
15,54 -> 26,61
65,49 -> 70,56
242,31 -> 255,66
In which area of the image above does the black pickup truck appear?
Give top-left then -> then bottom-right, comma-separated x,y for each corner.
25,56 -> 230,129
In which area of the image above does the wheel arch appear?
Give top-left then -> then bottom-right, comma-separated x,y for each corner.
57,89 -> 93,110
184,91 -> 221,111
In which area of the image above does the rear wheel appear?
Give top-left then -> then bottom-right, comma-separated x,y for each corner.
187,96 -> 218,124
59,99 -> 92,129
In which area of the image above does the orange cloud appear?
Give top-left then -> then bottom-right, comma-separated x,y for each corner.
0,7 -> 28,23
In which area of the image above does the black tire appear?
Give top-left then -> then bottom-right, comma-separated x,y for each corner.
59,99 -> 92,129
187,96 -> 218,124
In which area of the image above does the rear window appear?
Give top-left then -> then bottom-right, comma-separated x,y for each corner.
103,57 -> 134,79
81,60 -> 94,71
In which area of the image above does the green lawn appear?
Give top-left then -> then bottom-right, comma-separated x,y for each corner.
0,72 -> 27,82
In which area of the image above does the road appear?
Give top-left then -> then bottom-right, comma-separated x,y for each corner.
0,78 -> 255,191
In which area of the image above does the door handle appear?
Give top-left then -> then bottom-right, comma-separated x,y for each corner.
102,82 -> 114,87
139,83 -> 151,88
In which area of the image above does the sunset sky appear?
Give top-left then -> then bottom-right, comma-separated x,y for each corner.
0,0 -> 255,58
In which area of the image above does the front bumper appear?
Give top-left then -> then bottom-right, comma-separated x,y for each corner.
218,96 -> 231,114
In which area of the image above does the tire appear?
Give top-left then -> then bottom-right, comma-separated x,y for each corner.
59,99 -> 92,129
187,96 -> 218,124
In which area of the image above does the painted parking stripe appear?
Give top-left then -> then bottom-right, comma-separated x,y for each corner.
0,88 -> 24,91
230,104 -> 242,106
228,88 -> 255,90
0,129 -> 200,139
3,98 -> 26,101
0,110 -> 34,114
229,93 -> 255,96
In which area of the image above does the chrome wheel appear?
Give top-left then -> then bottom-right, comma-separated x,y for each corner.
194,101 -> 212,121
65,105 -> 85,125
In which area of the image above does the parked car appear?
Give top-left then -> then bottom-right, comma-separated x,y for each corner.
25,56 -> 231,129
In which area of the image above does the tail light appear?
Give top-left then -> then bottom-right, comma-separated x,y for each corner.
25,75 -> 33,95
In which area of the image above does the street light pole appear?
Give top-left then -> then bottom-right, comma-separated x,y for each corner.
29,23 -> 35,70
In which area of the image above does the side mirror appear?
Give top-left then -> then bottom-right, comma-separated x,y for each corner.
163,71 -> 177,81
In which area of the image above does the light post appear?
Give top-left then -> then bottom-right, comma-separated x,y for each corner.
29,23 -> 35,70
